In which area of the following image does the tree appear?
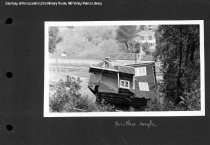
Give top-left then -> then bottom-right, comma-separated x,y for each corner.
142,42 -> 150,54
154,25 -> 200,105
53,26 -> 120,59
116,25 -> 138,51
49,27 -> 63,53
139,25 -> 146,30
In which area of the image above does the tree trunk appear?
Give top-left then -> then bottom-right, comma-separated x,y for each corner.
123,41 -> 129,50
176,27 -> 183,102
190,42 -> 195,62
185,43 -> 190,66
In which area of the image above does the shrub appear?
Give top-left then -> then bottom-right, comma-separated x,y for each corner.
49,75 -> 116,112
93,100 -> 116,112
49,76 -> 82,112
145,80 -> 200,111
145,98 -> 163,111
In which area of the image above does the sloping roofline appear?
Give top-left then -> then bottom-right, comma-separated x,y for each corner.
90,65 -> 119,72
126,61 -> 155,67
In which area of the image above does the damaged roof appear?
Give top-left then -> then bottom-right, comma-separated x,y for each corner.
126,61 -> 155,67
115,66 -> 135,75
89,65 -> 135,75
90,60 -> 155,75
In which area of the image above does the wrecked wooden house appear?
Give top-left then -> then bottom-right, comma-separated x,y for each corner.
88,59 -> 157,109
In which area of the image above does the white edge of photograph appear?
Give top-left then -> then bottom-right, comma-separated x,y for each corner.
44,20 -> 205,117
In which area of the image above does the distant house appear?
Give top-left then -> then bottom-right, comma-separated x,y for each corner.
136,30 -> 156,50
88,59 -> 157,109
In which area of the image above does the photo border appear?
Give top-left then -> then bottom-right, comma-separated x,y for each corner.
44,20 -> 205,117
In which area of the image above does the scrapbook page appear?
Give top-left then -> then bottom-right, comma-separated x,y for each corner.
0,0 -> 209,145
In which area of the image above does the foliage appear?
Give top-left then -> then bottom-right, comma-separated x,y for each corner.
116,25 -> 139,51
162,90 -> 200,111
49,75 -> 116,112
145,98 -> 163,111
139,25 -> 146,30
53,26 -> 121,58
142,42 -> 151,54
51,25 -> 158,59
116,25 -> 157,54
49,76 -> 82,112
116,25 -> 138,42
146,84 -> 200,111
49,27 -> 63,53
153,25 -> 200,109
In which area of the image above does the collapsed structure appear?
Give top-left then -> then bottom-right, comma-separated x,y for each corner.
88,58 -> 157,109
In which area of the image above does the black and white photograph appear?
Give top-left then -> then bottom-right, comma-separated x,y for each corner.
44,21 -> 204,117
